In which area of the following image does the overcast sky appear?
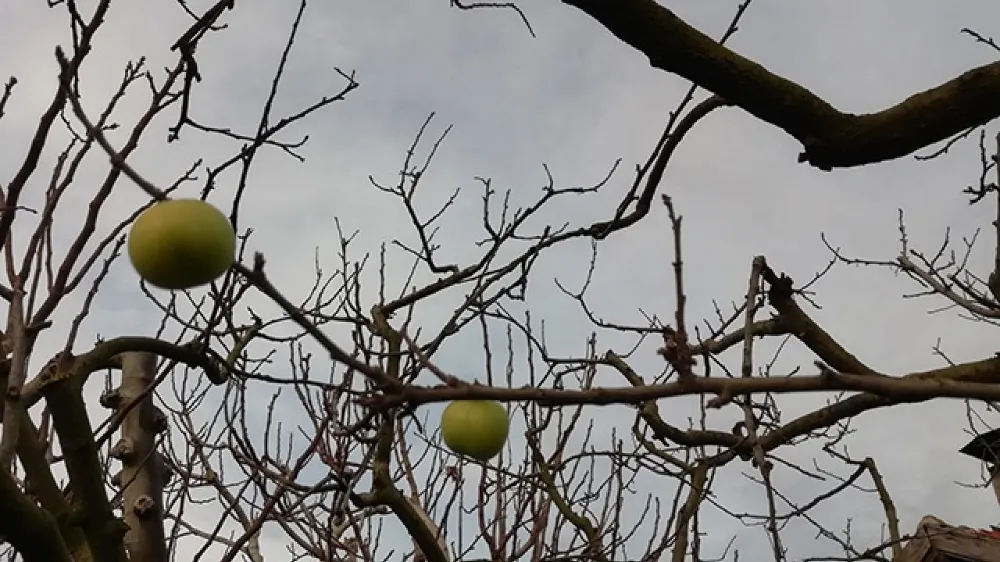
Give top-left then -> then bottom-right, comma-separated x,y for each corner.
4,1 -> 1000,560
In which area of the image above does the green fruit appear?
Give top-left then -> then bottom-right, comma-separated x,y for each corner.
440,400 -> 509,461
128,198 -> 236,290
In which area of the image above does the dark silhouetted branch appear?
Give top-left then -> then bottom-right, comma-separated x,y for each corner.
564,0 -> 1000,170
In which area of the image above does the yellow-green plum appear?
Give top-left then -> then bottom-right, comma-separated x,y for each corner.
128,198 -> 236,290
440,400 -> 509,461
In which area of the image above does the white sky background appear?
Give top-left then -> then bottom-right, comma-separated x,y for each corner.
3,0 -> 1000,560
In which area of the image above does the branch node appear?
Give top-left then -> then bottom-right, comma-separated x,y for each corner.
110,439 -> 136,463
131,495 -> 158,518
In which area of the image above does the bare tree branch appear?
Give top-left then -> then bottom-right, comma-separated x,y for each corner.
563,0 -> 1000,170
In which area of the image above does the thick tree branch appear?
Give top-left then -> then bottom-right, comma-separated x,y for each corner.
382,355 -> 1000,408
40,355 -> 128,562
563,0 -> 1000,170
529,439 -> 607,561
371,415 -> 449,562
116,353 -> 168,562
367,313 -> 448,562
0,368 -> 77,562
0,467 -> 74,562
765,273 -> 881,376
13,405 -> 91,560
20,339 -> 230,561
671,463 -> 708,562
21,336 -> 229,410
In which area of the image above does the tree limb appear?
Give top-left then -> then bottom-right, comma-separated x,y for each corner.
14,404 -> 92,561
765,273 -> 881,376
40,355 -> 127,562
0,467 -> 74,562
0,367 -> 77,562
563,0 -> 1000,170
382,355 -> 1000,408
116,352 -> 168,562
21,336 -> 229,410
371,415 -> 450,562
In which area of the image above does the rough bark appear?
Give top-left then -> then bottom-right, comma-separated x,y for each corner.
116,352 -> 168,562
564,0 -> 1000,170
